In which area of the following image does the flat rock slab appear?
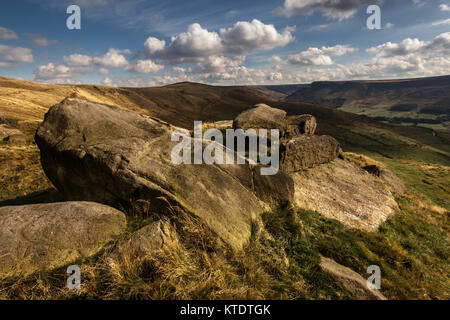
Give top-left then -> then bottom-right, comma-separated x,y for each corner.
291,159 -> 398,231
319,255 -> 387,300
0,201 -> 126,279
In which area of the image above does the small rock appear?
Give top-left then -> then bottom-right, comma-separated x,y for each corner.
319,255 -> 387,300
286,114 -> 317,136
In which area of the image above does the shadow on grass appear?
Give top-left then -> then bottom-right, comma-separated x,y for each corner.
0,188 -> 64,207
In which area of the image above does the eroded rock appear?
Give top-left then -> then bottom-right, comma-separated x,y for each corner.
0,201 -> 126,279
319,255 -> 387,300
291,159 -> 398,231
36,98 -> 292,250
287,114 -> 317,136
280,135 -> 341,174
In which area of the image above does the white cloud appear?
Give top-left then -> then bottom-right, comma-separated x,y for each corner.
288,45 -> 357,66
366,38 -> 426,57
431,18 -> 450,26
220,19 -> 294,54
385,22 -> 395,29
32,63 -> 74,83
143,37 -> 166,55
142,20 -> 294,64
98,67 -> 110,75
93,48 -> 129,67
267,72 -> 283,81
440,4 -> 450,11
192,55 -> 245,73
0,27 -> 18,41
124,59 -> 164,73
0,45 -> 33,63
147,23 -> 222,63
63,54 -> 93,67
102,77 -> 115,86
278,0 -> 381,20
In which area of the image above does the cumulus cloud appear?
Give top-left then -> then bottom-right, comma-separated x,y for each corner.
191,55 -> 245,73
144,37 -> 166,55
278,0 -> 381,20
32,63 -> 76,83
124,59 -> 164,73
0,26 -> 18,41
288,45 -> 357,66
26,33 -> 58,46
0,45 -> 33,63
440,4 -> 450,11
220,19 -> 294,54
93,48 -> 129,67
142,20 -> 293,64
63,54 -> 93,67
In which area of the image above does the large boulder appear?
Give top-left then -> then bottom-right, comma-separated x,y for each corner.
286,114 -> 317,136
36,98 -> 293,250
291,159 -> 398,231
0,201 -> 126,279
280,135 -> 341,174
319,255 -> 387,300
233,104 -> 288,136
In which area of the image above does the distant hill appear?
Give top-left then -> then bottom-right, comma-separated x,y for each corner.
282,75 -> 450,130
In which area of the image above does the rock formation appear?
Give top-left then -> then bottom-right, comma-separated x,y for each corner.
286,114 -> 317,136
35,98 -> 293,250
280,135 -> 340,174
233,103 -> 288,136
0,201 -> 126,279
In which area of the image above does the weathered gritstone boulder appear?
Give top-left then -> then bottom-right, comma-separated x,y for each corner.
291,159 -> 398,231
280,135 -> 341,174
319,255 -> 387,300
233,103 -> 288,136
36,98 -> 292,250
286,114 -> 317,137
0,201 -> 126,279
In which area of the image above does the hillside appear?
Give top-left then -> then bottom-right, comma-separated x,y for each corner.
0,77 -> 449,300
283,76 -> 450,130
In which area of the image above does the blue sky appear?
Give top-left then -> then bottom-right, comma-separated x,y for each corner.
0,0 -> 449,86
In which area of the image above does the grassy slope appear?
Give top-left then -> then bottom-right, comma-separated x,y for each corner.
0,78 -> 448,299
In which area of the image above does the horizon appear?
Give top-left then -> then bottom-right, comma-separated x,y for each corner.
0,1 -> 449,87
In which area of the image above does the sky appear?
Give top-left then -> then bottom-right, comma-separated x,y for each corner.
0,0 -> 449,86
